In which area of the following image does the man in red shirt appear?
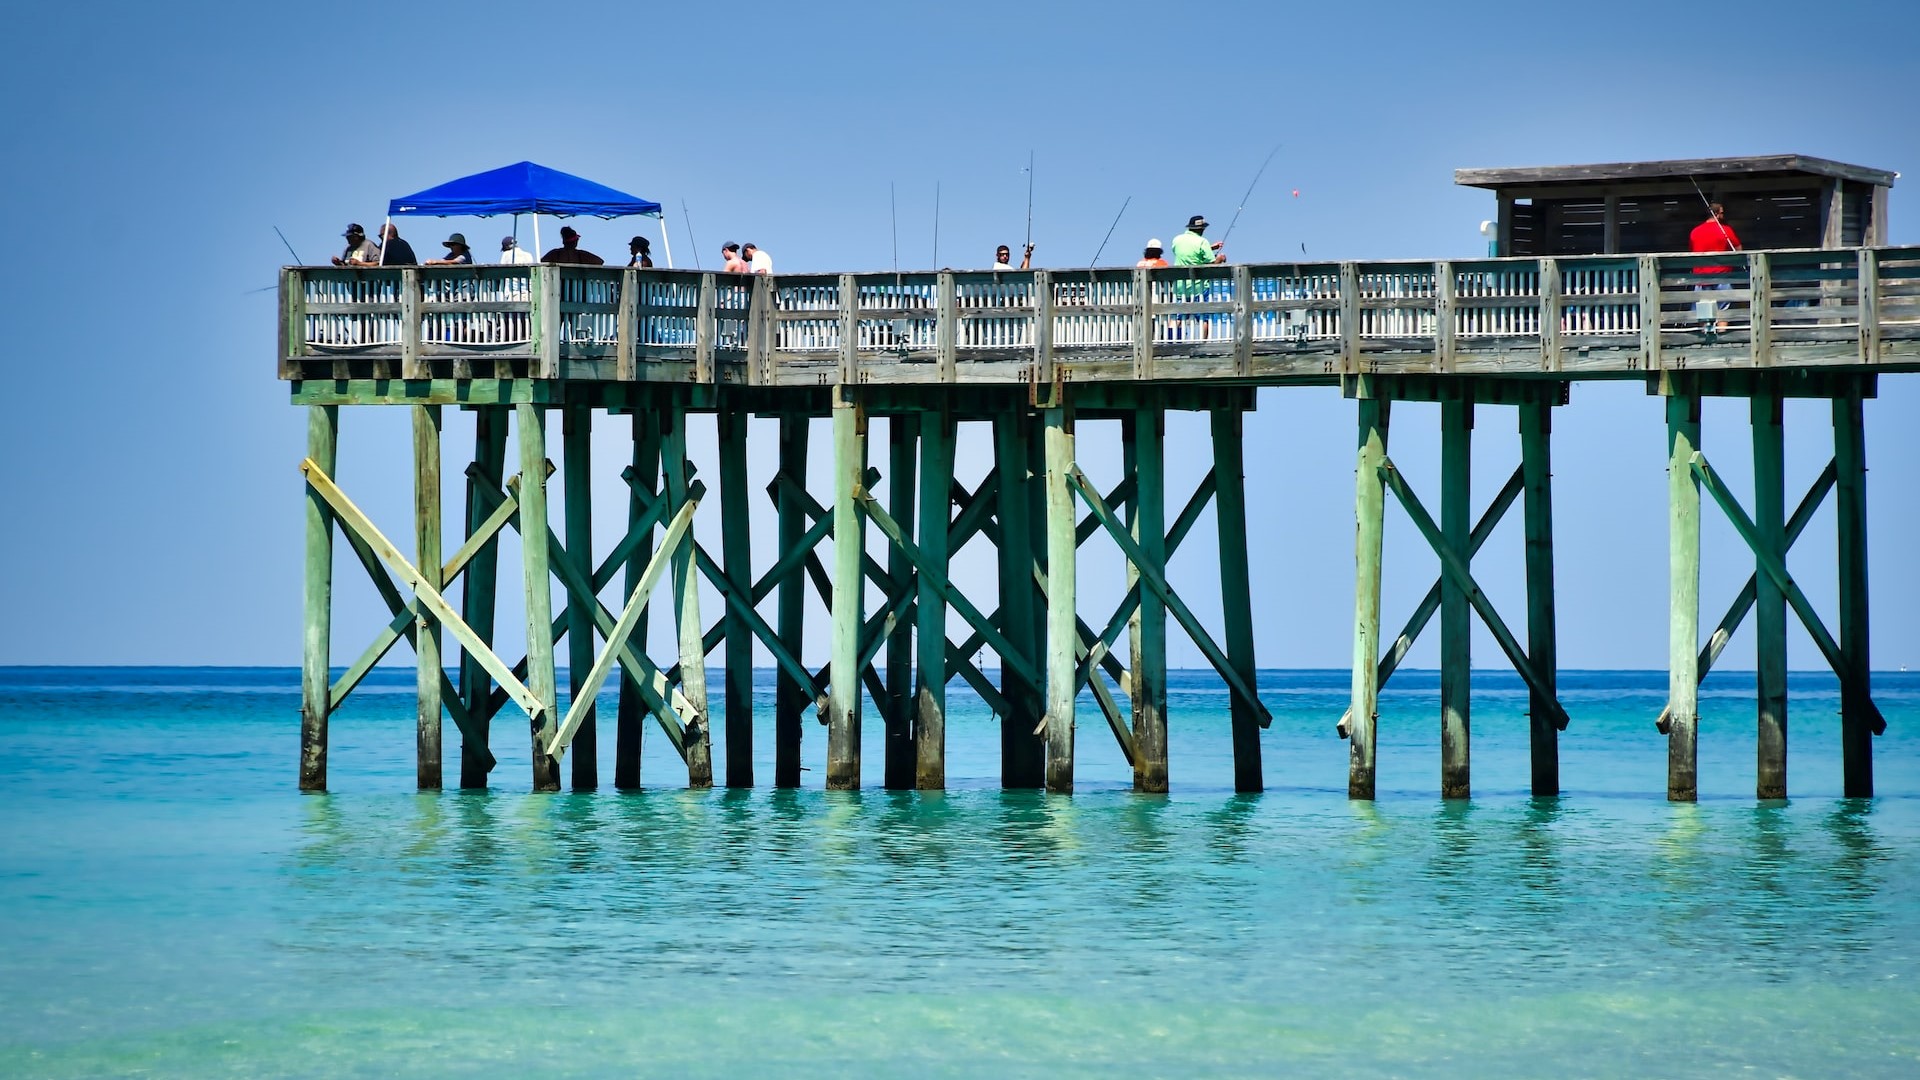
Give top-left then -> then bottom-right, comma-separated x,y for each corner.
1690,202 -> 1742,331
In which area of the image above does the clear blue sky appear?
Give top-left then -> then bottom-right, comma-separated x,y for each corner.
1,0 -> 1915,672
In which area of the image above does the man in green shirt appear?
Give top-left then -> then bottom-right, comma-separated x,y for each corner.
1171,215 -> 1225,266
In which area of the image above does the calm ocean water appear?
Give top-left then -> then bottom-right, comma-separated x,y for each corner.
1,666 -> 1916,1077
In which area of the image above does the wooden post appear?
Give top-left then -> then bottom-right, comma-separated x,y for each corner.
414,404 -> 444,790
1666,390 -> 1701,803
460,406 -> 508,788
517,403 -> 561,792
995,412 -> 1045,787
563,404 -> 597,789
1752,389 -> 1787,799
1131,406 -> 1169,793
1834,392 -> 1873,797
883,415 -> 918,789
828,395 -> 866,790
614,411 -> 659,789
1349,395 -> 1389,800
915,409 -> 955,789
300,404 -> 338,791
718,405 -> 755,788
1519,399 -> 1559,797
775,416 -> 810,788
1043,407 -> 1077,793
663,406 -> 713,787
1440,396 -> 1472,799
1211,408 -> 1262,793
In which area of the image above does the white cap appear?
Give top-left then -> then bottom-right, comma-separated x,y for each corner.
1146,238 -> 1164,248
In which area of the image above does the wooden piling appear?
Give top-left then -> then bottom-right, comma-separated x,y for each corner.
414,404 -> 444,790
1210,408 -> 1263,793
1440,397 -> 1472,799
719,406 -> 755,788
1752,389 -> 1787,800
995,412 -> 1045,788
516,403 -> 562,792
1834,392 -> 1873,797
916,409 -> 955,789
300,404 -> 338,792
563,405 -> 597,790
1131,407 -> 1170,794
828,397 -> 866,790
1519,400 -> 1559,797
1666,391 -> 1701,803
775,416 -> 810,788
459,406 -> 507,789
663,407 -> 713,788
1043,407 -> 1077,794
1349,396 -> 1390,801
614,412 -> 659,790
883,416 -> 918,789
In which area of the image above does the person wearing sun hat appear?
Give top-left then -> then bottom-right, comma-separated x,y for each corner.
1171,215 -> 1225,267
425,232 -> 473,266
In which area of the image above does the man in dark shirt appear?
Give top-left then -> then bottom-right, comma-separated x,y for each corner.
378,224 -> 418,266
542,226 -> 604,265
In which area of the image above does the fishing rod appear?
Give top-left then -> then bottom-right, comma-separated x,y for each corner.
274,226 -> 304,265
1220,142 -> 1282,244
681,199 -> 703,270
933,180 -> 941,268
1024,150 -> 1035,253
890,181 -> 899,273
1089,194 -> 1131,267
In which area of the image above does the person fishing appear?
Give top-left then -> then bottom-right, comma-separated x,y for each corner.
993,243 -> 1033,270
1690,201 -> 1742,332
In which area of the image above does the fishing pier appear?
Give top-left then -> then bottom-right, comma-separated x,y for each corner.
287,155 -> 1912,800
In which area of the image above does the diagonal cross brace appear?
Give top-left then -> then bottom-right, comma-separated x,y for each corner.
1076,468 -> 1217,692
1691,452 -> 1886,735
1069,466 -> 1273,728
1378,460 -> 1571,731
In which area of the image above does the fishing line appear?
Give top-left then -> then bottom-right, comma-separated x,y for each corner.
1220,142 -> 1283,244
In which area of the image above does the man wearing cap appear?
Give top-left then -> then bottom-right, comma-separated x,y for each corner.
425,233 -> 474,266
1171,215 -> 1225,267
721,243 -> 750,273
541,226 -> 604,265
332,224 -> 381,266
743,242 -> 773,275
1136,239 -> 1168,268
499,236 -> 535,265
628,236 -> 654,268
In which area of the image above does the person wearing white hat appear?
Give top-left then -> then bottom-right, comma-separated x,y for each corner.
1137,239 -> 1168,268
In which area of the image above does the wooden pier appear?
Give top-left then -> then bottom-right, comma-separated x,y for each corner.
284,243 -> 1918,799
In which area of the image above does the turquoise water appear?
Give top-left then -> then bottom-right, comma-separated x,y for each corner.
1,667 -> 1917,1077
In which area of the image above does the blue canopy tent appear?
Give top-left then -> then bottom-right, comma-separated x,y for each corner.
386,161 -> 671,266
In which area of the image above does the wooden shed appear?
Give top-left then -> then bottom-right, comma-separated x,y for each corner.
1456,154 -> 1895,257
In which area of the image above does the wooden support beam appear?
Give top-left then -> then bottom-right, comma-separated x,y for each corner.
1210,408 -> 1262,793
775,416 -> 810,788
300,405 -> 337,791
828,397 -> 866,790
916,410 -> 955,789
718,406 -> 755,788
1752,391 -> 1787,799
663,409 -> 713,787
883,417 -> 917,790
563,404 -> 597,790
517,403 -> 562,791
1349,398 -> 1388,799
1835,393 -> 1874,797
615,413 -> 660,790
1638,255 -> 1662,370
414,404 -> 444,790
1858,249 -> 1880,365
1043,408 -> 1077,793
1666,392 -> 1701,803
1130,407 -> 1170,793
995,413 -> 1045,788
1440,398 -> 1471,799
1520,401 -> 1559,797
460,406 -> 508,788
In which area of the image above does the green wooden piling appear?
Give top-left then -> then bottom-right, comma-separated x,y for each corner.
995,412 -> 1045,788
1349,397 -> 1390,801
828,397 -> 866,790
663,407 -> 713,788
719,406 -> 756,788
300,404 -> 338,792
1210,408 -> 1263,793
1752,389 -> 1787,799
883,416 -> 918,790
517,403 -> 561,792
775,416 -> 810,788
1519,400 -> 1559,797
414,404 -> 444,790
1043,408 -> 1077,794
1131,406 -> 1170,794
614,412 -> 659,790
1666,391 -> 1701,803
916,410 -> 955,789
1834,392 -> 1873,797
1440,397 -> 1472,799
459,406 -> 507,789
563,404 -> 597,790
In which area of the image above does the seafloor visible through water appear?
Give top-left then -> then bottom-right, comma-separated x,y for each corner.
0,666 -> 1915,1077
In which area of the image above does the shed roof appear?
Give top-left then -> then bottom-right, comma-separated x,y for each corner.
1454,154 -> 1897,191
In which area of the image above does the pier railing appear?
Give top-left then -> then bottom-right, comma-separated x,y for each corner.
280,246 -> 1920,384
